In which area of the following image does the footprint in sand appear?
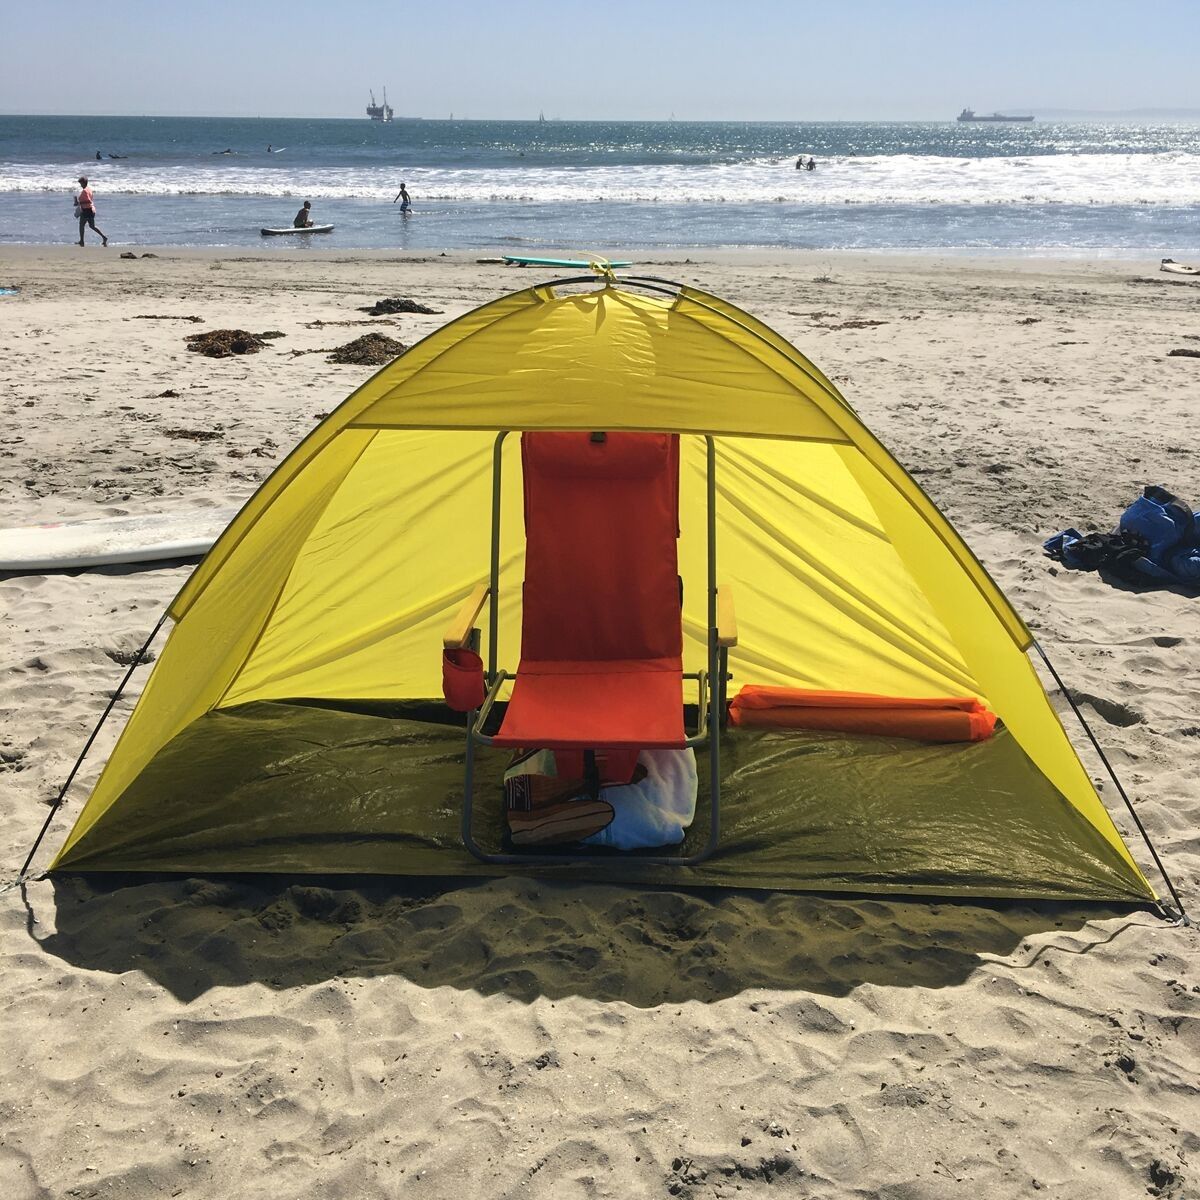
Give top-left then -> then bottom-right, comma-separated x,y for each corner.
1071,690 -> 1143,728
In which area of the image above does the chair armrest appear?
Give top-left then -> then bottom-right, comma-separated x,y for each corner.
716,583 -> 738,648
443,583 -> 490,649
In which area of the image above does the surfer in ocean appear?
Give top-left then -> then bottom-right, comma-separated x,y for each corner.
293,201 -> 314,229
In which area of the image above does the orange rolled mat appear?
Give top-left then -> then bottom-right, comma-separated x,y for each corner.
727,686 -> 997,743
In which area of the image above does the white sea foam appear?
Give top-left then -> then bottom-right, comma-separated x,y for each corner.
6,152 -> 1200,206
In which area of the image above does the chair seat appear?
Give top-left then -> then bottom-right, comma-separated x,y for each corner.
492,658 -> 687,750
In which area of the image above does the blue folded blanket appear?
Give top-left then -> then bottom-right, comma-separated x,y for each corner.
1045,486 -> 1200,584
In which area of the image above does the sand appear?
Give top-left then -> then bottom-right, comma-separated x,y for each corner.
1,246 -> 1198,1199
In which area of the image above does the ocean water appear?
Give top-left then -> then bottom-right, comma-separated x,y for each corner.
3,114 -> 1200,254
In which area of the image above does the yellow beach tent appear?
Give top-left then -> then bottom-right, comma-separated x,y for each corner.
47,277 -> 1161,905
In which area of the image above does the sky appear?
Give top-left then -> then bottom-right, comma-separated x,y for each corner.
5,0 -> 1200,121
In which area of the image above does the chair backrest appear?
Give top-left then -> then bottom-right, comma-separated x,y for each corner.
519,432 -> 682,664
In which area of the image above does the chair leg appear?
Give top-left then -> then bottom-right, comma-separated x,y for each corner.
461,717 -> 485,861
696,652 -> 722,864
717,645 -> 730,731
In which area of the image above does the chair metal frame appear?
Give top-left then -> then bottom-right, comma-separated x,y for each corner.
455,431 -> 731,866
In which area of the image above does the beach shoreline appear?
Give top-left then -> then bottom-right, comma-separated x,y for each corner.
1,247 -> 1197,1198
3,242 -> 1190,265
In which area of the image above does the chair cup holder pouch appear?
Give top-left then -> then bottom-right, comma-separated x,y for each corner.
443,647 -> 486,712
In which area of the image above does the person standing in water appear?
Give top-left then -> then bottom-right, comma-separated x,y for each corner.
392,182 -> 412,213
74,176 -> 107,247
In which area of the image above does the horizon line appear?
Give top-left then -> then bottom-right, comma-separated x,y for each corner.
5,109 -> 1200,123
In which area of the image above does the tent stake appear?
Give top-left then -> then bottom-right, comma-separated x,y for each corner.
1034,640 -> 1188,925
15,610 -> 169,882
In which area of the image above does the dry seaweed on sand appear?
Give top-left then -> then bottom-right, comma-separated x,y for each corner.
162,426 -> 224,441
824,318 -> 888,331
135,313 -> 204,323
326,333 -> 408,365
305,317 -> 399,328
1167,348 -> 1200,359
184,329 -> 270,357
358,297 -> 443,316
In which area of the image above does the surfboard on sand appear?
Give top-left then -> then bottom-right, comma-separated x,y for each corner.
0,507 -> 240,571
261,224 -> 334,236
1160,259 -> 1200,276
502,255 -> 634,269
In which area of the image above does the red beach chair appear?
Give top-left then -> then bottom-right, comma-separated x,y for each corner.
443,431 -> 736,863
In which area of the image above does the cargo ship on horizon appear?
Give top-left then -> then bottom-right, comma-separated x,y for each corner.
957,108 -> 1034,123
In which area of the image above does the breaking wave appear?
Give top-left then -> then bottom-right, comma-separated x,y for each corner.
6,152 -> 1200,207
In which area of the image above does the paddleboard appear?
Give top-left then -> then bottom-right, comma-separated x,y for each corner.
503,255 -> 633,268
1160,259 -> 1200,276
0,507 -> 240,571
261,224 -> 334,236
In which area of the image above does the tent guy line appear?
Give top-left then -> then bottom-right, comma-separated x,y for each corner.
1031,640 -> 1186,923
15,610 -> 170,883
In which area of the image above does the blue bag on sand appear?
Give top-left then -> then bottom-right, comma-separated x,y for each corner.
1046,487 -> 1200,586
1167,546 -> 1200,583
1120,487 -> 1194,559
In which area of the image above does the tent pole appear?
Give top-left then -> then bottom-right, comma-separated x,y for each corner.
1033,640 -> 1188,925
14,609 -> 169,882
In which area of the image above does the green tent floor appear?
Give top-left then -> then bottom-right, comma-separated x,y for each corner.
56,700 -> 1151,904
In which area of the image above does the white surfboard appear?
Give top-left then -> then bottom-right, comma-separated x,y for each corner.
261,224 -> 334,236
0,507 -> 240,571
1160,259 -> 1200,276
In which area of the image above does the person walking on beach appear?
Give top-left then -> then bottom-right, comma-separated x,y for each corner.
74,176 -> 107,247
393,182 -> 412,213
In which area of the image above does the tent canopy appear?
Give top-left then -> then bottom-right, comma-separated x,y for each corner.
51,280 -> 1155,905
